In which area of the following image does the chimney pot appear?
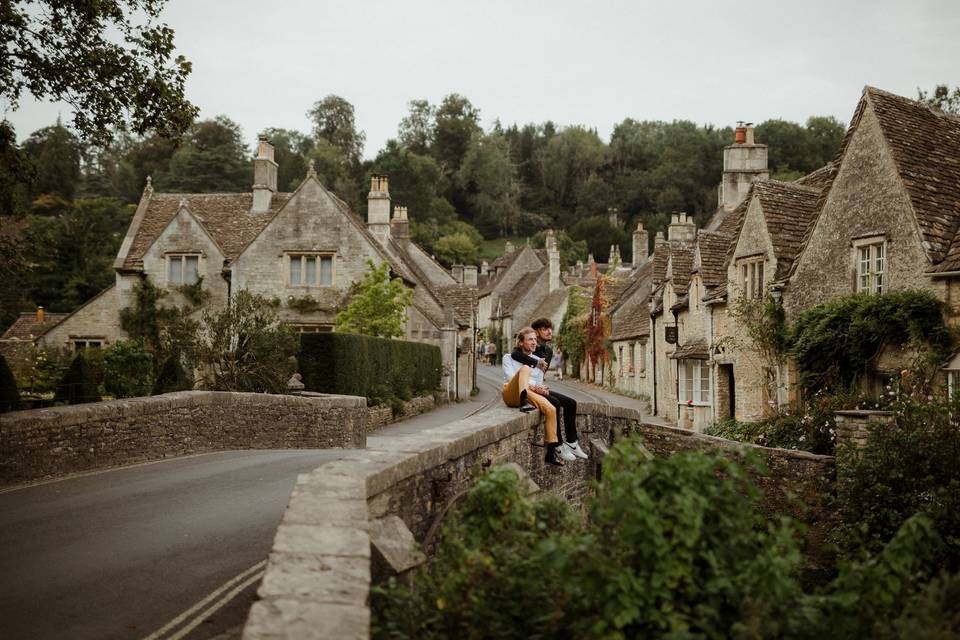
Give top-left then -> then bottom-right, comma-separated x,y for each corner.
36,306 -> 45,323
735,125 -> 746,144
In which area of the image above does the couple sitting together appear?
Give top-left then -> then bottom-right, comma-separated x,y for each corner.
501,318 -> 588,467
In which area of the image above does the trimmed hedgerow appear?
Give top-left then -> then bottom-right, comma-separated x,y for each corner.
298,333 -> 442,403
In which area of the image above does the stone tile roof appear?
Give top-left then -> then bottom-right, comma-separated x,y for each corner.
669,339 -> 710,360
670,294 -> 689,313
500,269 -> 544,314
122,192 -> 293,268
0,313 -> 69,341
528,287 -> 569,326
752,180 -> 822,280
865,87 -> 960,266
652,240 -> 670,284
695,231 -> 732,287
794,162 -> 837,188
437,285 -> 477,327
669,243 -> 694,295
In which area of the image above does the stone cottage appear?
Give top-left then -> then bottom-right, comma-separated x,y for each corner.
24,138 -> 477,398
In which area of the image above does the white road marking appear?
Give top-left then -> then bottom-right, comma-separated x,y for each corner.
166,569 -> 266,640
141,560 -> 266,640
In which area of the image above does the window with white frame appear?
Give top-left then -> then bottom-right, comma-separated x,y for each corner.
947,370 -> 960,397
168,254 -> 199,285
855,239 -> 885,294
289,254 -> 334,286
738,256 -> 765,300
678,359 -> 711,404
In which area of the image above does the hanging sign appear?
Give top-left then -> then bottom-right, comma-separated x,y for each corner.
664,326 -> 678,344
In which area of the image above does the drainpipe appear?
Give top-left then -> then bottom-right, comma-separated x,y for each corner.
709,304 -> 715,424
651,313 -> 658,416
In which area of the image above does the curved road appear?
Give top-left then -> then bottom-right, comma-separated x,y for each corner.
0,367 -> 647,639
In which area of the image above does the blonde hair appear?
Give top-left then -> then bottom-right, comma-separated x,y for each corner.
515,326 -> 536,348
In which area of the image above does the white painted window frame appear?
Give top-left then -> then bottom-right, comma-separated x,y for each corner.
736,255 -> 766,300
678,359 -> 712,406
287,253 -> 335,287
853,236 -> 886,295
166,253 -> 201,285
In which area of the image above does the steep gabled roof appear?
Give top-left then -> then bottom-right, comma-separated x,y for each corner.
752,180 -> 822,280
121,192 -> 293,269
1,313 -> 69,341
794,162 -> 837,188
478,245 -> 544,296
865,87 -> 960,264
695,231 -> 733,287
437,285 -> 477,327
500,269 -> 544,314
668,243 -> 694,295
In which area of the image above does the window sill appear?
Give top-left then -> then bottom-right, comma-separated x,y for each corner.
678,402 -> 712,408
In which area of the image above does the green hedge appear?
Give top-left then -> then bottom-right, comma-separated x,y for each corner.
0,353 -> 19,412
298,333 -> 442,401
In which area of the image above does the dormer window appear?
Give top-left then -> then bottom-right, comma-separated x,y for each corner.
854,237 -> 885,294
737,256 -> 765,300
288,253 -> 334,286
168,254 -> 199,285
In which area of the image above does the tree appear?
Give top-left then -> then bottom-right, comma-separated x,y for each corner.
398,99 -> 435,154
102,339 -> 154,398
22,121 -> 82,200
336,260 -> 413,338
530,229 -> 588,269
537,125 -> 607,213
307,95 -> 365,164
0,121 -> 35,216
431,94 -> 481,177
53,352 -> 101,405
1,0 -> 197,142
117,133 -> 178,202
434,233 -> 479,267
569,216 -> 630,263
158,117 -> 249,192
196,290 -> 297,393
458,132 -> 523,236
917,84 -> 960,114
0,353 -> 18,412
371,140 -> 445,219
0,218 -> 30,328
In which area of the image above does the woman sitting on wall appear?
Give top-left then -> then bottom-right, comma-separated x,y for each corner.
502,327 -> 568,467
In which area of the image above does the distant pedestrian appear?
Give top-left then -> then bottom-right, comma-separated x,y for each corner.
485,341 -> 496,365
551,349 -> 564,380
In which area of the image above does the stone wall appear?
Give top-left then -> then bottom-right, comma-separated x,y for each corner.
245,402 -> 834,639
0,391 -> 367,486
365,395 -> 441,432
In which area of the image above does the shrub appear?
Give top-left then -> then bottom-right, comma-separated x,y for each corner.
152,356 -> 193,395
298,333 -> 441,401
789,290 -> 954,395
53,352 -> 101,405
196,290 -> 298,393
833,391 -> 960,572
0,353 -> 19,412
102,340 -> 154,398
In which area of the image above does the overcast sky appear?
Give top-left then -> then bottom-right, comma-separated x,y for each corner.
5,0 -> 959,158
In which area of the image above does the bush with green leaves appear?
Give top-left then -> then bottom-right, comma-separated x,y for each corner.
0,353 -> 19,412
789,290 -> 954,395
53,352 -> 101,405
196,290 -> 297,393
374,435 -> 957,639
833,390 -> 960,572
335,260 -> 413,338
102,339 -> 154,398
152,355 -> 192,395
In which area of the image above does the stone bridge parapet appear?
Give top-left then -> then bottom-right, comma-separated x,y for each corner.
0,391 -> 367,486
243,403 -> 834,639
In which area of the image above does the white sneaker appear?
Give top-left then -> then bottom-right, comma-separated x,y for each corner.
566,441 -> 589,460
558,443 -> 577,461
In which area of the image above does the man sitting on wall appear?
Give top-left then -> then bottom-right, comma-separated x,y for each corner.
510,318 -> 588,461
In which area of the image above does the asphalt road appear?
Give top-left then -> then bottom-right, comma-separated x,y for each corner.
0,368 -> 648,640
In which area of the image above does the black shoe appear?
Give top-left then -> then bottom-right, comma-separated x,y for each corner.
545,445 -> 565,467
519,401 -> 536,413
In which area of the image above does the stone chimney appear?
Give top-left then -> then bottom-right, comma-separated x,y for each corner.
464,265 -> 478,286
391,205 -> 410,240
668,212 -> 696,243
546,229 -> 560,292
632,222 -> 649,267
479,261 -> 489,277
452,264 -> 465,283
367,175 -> 391,243
252,135 -> 278,214
575,259 -> 584,277
504,240 -> 515,255
36,306 -> 45,323
720,121 -> 768,212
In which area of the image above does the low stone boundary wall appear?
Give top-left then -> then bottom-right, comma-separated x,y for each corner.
244,402 -> 834,639
365,395 -> 443,433
0,391 -> 367,486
